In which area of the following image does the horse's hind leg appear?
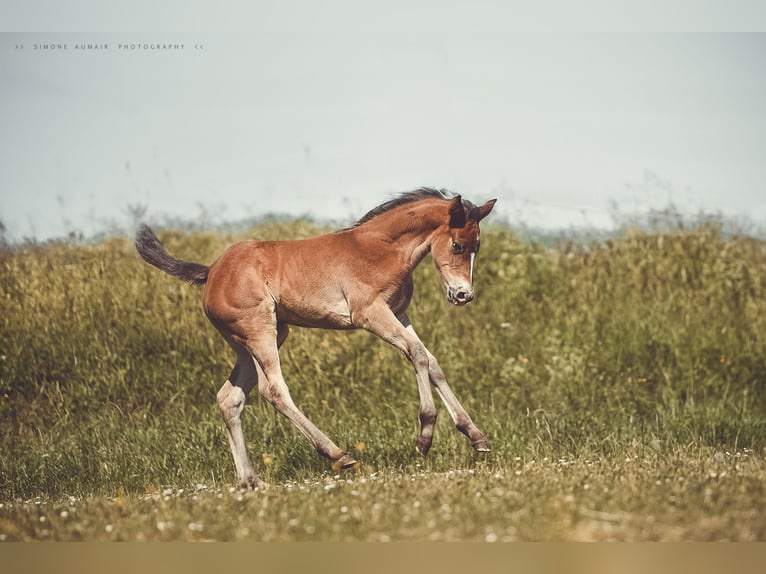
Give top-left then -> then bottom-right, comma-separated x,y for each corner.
248,323 -> 357,470
217,342 -> 263,489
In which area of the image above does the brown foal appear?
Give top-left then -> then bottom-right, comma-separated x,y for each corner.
135,188 -> 496,488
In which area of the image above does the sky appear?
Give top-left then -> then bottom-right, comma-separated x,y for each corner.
1,21 -> 765,240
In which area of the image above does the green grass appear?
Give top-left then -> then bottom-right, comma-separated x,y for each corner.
1,221 -> 765,540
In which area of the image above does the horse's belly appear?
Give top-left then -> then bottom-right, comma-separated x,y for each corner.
275,300 -> 354,330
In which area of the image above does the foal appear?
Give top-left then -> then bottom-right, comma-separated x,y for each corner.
136,188 -> 496,488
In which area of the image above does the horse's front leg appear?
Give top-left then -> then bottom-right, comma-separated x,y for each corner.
399,314 -> 490,453
357,302 -> 438,457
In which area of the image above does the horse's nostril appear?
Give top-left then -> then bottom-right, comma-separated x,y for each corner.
454,289 -> 474,303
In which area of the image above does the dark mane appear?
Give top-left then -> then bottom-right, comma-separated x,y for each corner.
352,187 -> 461,228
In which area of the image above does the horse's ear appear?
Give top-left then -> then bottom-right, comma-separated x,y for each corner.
448,195 -> 466,228
475,199 -> 497,222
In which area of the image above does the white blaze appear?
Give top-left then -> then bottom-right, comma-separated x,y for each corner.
469,252 -> 476,283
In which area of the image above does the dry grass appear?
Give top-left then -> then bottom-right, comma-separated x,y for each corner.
2,450 -> 764,542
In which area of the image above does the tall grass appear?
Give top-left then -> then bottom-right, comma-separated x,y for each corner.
0,221 -> 764,503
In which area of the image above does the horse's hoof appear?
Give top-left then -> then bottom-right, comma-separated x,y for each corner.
415,438 -> 432,457
241,475 -> 266,490
472,439 -> 491,453
332,453 -> 358,471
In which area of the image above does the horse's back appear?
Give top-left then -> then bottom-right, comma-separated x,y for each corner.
203,234 -> 359,330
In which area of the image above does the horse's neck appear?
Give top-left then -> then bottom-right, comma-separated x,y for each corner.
361,202 -> 443,270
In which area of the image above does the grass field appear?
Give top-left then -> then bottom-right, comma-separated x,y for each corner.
1,220 -> 765,541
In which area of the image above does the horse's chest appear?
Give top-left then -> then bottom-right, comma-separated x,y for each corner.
386,276 -> 414,316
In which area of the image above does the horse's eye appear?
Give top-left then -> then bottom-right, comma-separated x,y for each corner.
451,241 -> 462,253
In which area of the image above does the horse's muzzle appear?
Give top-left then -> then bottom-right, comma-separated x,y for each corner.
447,285 -> 474,306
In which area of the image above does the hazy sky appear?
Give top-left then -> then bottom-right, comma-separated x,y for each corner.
1,26 -> 765,240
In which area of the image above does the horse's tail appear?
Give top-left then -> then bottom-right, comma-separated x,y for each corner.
135,224 -> 209,286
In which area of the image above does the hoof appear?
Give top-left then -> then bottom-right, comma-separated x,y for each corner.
415,438 -> 432,458
240,475 -> 266,490
472,439 -> 491,453
332,453 -> 358,471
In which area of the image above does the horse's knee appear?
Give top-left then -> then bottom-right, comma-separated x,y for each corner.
409,344 -> 430,373
258,382 -> 288,411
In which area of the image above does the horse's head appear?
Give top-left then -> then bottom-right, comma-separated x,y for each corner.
431,195 -> 496,306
